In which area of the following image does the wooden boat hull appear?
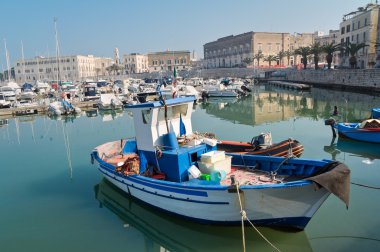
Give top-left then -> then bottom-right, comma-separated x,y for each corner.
92,148 -> 337,230
217,139 -> 304,157
336,123 -> 380,143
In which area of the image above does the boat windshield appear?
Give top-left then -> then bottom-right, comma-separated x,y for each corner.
157,104 -> 188,122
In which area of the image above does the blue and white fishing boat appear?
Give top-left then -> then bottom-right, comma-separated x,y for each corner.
91,96 -> 350,230
372,108 -> 380,119
333,120 -> 380,143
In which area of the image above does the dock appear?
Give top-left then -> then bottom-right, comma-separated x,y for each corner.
267,81 -> 311,90
0,100 -> 97,117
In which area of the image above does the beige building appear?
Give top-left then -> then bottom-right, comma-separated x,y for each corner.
204,31 -> 314,68
123,53 -> 149,74
14,55 -> 113,83
315,30 -> 339,45
315,30 -> 340,66
339,3 -> 380,68
148,50 -> 191,72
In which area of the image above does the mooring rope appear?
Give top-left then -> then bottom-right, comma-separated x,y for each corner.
350,182 -> 380,190
236,183 -> 281,252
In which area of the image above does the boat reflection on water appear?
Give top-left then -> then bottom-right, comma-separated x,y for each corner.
48,113 -> 81,123
99,109 -> 123,122
324,137 -> 380,163
84,109 -> 98,118
94,179 -> 313,252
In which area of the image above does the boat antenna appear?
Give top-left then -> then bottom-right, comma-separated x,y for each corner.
54,18 -> 61,86
4,39 -> 11,82
21,40 -> 26,84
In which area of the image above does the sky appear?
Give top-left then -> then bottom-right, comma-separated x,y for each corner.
0,0 -> 375,66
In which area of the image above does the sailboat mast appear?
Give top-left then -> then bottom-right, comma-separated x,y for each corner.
54,18 -> 61,85
21,41 -> 26,83
4,39 -> 11,82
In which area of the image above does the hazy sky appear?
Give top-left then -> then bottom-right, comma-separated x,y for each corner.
0,0 -> 374,65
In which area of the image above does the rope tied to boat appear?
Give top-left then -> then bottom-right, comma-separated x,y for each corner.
270,140 -> 298,181
235,183 -> 281,252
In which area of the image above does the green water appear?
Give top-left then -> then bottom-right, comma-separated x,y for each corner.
1,86 -> 380,252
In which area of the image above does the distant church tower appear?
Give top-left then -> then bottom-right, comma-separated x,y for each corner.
114,48 -> 120,65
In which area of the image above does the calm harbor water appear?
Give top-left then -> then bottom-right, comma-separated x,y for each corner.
1,85 -> 380,252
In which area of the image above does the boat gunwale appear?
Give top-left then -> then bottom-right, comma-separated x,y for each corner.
93,151 -> 318,191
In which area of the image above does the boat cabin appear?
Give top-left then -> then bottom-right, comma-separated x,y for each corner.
126,97 -> 215,182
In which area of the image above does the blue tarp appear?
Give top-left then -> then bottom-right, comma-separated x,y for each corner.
22,83 -> 33,90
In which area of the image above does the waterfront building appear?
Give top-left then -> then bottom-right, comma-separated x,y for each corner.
338,3 -> 380,68
203,32 -> 314,69
147,50 -> 191,72
315,30 -> 340,45
315,30 -> 340,66
14,55 -> 113,83
123,53 -> 149,74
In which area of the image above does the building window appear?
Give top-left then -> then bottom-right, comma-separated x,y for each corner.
357,34 -> 359,43
258,44 -> 262,51
346,25 -> 350,33
352,23 -> 355,30
363,32 -> 366,41
358,21 -> 360,29
167,59 -> 171,64
365,18 -> 367,26
341,27 -> 345,34
352,35 -> 354,42
268,43 -> 272,53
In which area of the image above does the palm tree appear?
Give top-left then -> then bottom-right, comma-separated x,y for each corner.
253,50 -> 264,67
242,57 -> 253,67
310,42 -> 323,69
294,47 -> 311,69
344,42 -> 368,68
285,50 -> 293,66
322,42 -> 340,69
264,55 -> 278,67
277,50 -> 286,66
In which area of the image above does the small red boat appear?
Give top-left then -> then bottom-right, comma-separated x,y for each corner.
217,137 -> 304,157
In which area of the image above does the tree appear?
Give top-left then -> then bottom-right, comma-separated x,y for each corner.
277,50 -> 286,66
253,50 -> 264,67
242,57 -> 253,67
310,42 -> 323,69
322,42 -> 340,69
285,50 -> 293,66
344,42 -> 368,68
264,55 -> 278,67
294,47 -> 311,69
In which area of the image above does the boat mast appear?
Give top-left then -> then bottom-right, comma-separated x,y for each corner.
21,41 -> 26,83
4,39 -> 11,82
54,18 -> 61,85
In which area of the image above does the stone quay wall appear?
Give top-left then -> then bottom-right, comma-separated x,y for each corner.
285,69 -> 380,94
116,67 -> 380,94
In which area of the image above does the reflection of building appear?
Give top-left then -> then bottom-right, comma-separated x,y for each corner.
148,50 -> 191,72
123,53 -> 149,74
14,55 -> 113,83
203,32 -> 314,69
338,3 -> 380,68
202,87 -> 377,126
202,93 -> 303,126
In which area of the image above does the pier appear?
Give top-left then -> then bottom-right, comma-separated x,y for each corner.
267,80 -> 311,90
0,100 -> 97,117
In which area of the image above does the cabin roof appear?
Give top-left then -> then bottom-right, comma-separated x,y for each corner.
125,96 -> 195,109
